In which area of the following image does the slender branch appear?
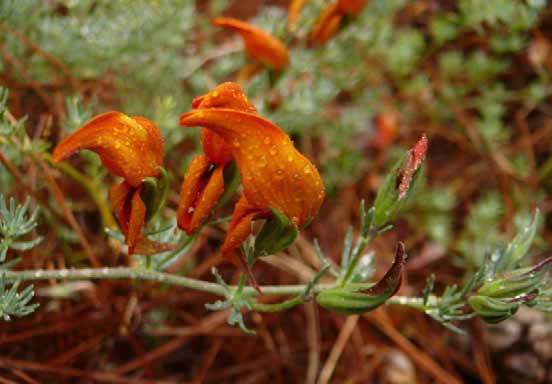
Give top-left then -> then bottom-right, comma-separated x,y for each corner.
1,267 -> 427,309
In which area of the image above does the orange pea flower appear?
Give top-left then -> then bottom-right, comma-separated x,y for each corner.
309,0 -> 367,45
179,92 -> 325,265
177,82 -> 256,234
52,111 -> 164,254
337,0 -> 367,16
309,3 -> 343,45
287,0 -> 307,27
213,17 -> 290,71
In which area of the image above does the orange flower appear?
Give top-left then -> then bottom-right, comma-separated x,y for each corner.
287,0 -> 307,27
52,111 -> 164,254
213,17 -> 290,71
309,4 -> 343,45
309,0 -> 367,45
337,0 -> 367,16
177,82 -> 256,235
179,97 -> 325,264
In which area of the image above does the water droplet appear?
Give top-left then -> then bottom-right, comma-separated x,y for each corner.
269,146 -> 277,156
233,140 -> 240,148
293,173 -> 301,180
276,169 -> 284,176
257,155 -> 267,168
303,165 -> 312,174
287,155 -> 293,162
263,137 -> 271,144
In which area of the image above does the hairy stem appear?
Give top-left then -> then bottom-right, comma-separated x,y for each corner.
2,267 -> 426,308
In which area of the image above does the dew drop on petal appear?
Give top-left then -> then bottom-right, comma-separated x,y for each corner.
233,140 -> 240,148
269,146 -> 278,156
293,173 -> 301,180
303,165 -> 312,174
263,137 -> 271,145
276,169 -> 284,176
287,155 -> 293,162
257,155 -> 267,168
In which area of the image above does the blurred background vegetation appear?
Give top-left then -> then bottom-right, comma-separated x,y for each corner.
1,0 -> 552,382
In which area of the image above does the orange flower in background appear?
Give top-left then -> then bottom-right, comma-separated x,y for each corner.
177,82 -> 256,234
287,0 -> 307,27
213,17 -> 290,71
337,0 -> 367,15
179,96 -> 325,264
309,3 -> 342,45
309,0 -> 368,45
52,111 -> 164,254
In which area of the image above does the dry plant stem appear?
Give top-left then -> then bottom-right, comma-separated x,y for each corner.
2,267 -> 427,307
318,315 -> 359,384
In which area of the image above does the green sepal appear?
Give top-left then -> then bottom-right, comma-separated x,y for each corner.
254,207 -> 298,257
141,166 -> 170,222
316,242 -> 406,314
316,285 -> 388,314
372,156 -> 425,230
468,295 -> 520,324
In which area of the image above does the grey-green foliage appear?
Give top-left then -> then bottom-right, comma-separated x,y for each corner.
0,195 -> 42,261
0,195 -> 41,321
457,191 -> 504,267
0,274 -> 39,321
422,210 -> 550,329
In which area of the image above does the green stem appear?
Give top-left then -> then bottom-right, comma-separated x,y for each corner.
2,267 -> 426,309
42,154 -> 117,229
251,296 -> 305,312
340,233 -> 373,286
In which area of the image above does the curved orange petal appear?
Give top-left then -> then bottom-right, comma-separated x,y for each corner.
177,155 -> 211,234
177,159 -> 224,235
193,82 -> 256,165
127,188 -> 146,255
52,111 -> 164,188
109,181 -> 146,254
109,181 -> 134,234
189,165 -> 225,231
213,17 -> 290,71
221,196 -> 268,257
288,0 -> 308,27
337,0 -> 367,16
179,109 -> 325,227
309,3 -> 343,45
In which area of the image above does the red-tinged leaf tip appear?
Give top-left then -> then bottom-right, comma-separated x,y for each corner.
365,242 -> 406,298
398,134 -> 428,201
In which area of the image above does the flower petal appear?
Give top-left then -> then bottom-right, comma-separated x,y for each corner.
127,188 -> 146,255
194,82 -> 256,165
109,181 -> 133,234
337,0 -> 367,16
109,181 -> 146,254
53,111 -> 164,187
179,109 -> 325,226
288,0 -> 307,27
177,155 -> 211,234
309,4 -> 342,45
177,157 -> 226,235
189,165 -> 225,232
214,17 -> 290,71
221,196 -> 267,257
